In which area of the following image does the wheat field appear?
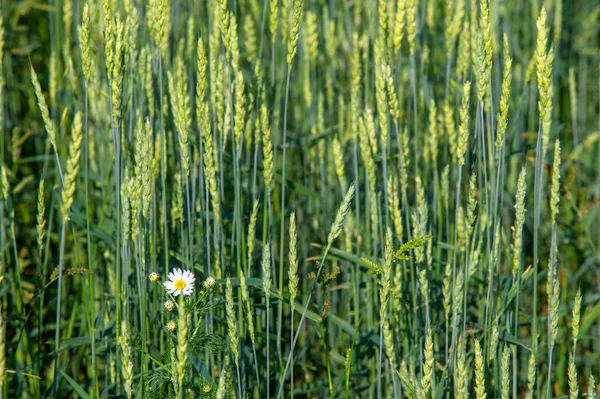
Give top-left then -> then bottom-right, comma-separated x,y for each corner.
0,0 -> 600,398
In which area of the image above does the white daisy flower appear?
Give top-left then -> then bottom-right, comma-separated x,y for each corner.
204,276 -> 216,288
149,272 -> 160,282
163,268 -> 196,296
166,320 -> 177,331
164,300 -> 175,311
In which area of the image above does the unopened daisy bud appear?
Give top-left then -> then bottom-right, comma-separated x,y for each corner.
164,300 -> 175,311
149,272 -> 160,282
166,320 -> 177,331
204,276 -> 216,289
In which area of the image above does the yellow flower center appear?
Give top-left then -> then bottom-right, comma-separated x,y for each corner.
174,279 -> 187,290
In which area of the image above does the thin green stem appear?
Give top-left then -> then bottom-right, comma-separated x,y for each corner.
53,220 -> 66,399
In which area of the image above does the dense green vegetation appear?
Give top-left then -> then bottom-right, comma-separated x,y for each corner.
0,0 -> 599,397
